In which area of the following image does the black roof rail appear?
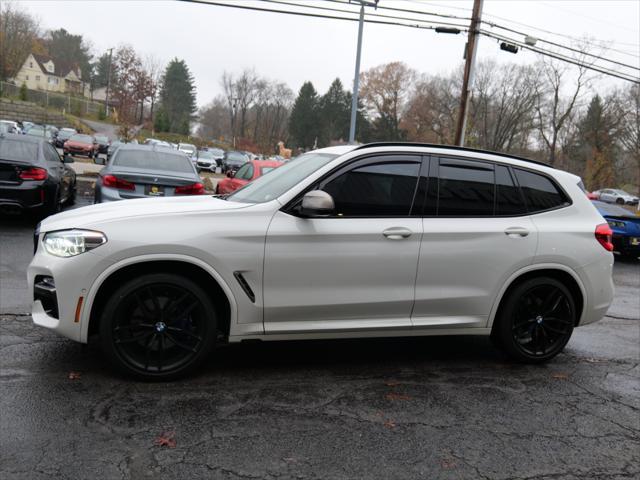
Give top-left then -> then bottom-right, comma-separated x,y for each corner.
353,142 -> 550,168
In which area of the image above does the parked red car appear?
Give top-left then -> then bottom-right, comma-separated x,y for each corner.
63,133 -> 98,158
216,160 -> 283,194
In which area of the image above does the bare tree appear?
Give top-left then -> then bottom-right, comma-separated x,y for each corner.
144,54 -> 164,121
469,61 -> 540,152
535,54 -> 591,167
0,1 -> 41,81
359,61 -> 416,140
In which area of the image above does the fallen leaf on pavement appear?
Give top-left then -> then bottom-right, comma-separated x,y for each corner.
385,392 -> 411,401
552,373 -> 569,379
441,458 -> 457,470
385,380 -> 400,387
68,371 -> 81,380
154,431 -> 176,448
383,420 -> 396,429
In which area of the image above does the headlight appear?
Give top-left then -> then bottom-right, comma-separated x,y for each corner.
43,229 -> 107,257
607,220 -> 625,229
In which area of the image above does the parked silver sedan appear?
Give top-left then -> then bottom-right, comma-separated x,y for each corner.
94,144 -> 205,203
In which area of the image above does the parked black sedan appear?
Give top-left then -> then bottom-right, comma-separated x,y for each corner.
0,133 -> 76,217
55,128 -> 77,148
94,134 -> 110,154
222,150 -> 249,174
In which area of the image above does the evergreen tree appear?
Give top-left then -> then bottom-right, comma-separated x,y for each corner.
157,58 -> 197,134
319,78 -> 351,146
289,81 -> 320,149
46,29 -> 92,81
579,95 -> 620,189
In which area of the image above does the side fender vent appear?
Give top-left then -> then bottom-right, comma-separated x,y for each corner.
233,271 -> 255,303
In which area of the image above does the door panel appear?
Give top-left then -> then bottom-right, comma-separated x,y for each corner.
263,154 -> 425,333
263,212 -> 422,332
413,216 -> 537,327
413,157 -> 537,327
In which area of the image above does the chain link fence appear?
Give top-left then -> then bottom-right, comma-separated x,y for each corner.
0,81 -> 105,118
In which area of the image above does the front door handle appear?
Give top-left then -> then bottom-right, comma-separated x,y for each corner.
383,227 -> 413,240
504,226 -> 530,237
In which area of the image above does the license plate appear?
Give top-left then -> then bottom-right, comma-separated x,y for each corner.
631,238 -> 640,246
145,184 -> 164,196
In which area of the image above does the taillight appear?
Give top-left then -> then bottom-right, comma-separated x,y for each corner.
102,174 -> 135,190
595,223 -> 614,252
19,167 -> 48,181
175,182 -> 205,195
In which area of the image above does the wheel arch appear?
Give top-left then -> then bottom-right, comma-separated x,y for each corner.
488,264 -> 586,330
81,254 -> 237,343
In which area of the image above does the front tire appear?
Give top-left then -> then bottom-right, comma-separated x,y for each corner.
493,277 -> 575,364
616,197 -> 624,205
99,273 -> 218,380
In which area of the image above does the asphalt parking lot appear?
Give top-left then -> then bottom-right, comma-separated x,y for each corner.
1,196 -> 639,479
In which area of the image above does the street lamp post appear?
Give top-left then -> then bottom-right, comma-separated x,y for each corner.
348,0 -> 378,145
104,47 -> 114,117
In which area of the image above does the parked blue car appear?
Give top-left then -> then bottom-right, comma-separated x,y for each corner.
592,200 -> 640,258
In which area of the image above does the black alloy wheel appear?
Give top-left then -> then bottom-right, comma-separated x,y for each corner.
100,273 -> 217,380
494,277 -> 575,363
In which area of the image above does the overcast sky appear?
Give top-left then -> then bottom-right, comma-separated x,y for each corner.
17,0 -> 640,107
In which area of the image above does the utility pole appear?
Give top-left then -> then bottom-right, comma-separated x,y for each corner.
454,0 -> 483,146
348,0 -> 378,144
104,47 -> 114,117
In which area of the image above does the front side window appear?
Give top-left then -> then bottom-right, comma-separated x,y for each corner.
514,168 -> 569,213
437,158 -> 494,216
321,158 -> 420,217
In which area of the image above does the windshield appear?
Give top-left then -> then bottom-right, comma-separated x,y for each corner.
70,134 -> 93,143
113,150 -> 194,174
179,144 -> 196,152
95,135 -> 109,142
210,148 -> 224,156
228,152 -> 338,203
613,189 -> 630,195
26,127 -> 46,135
198,150 -> 215,159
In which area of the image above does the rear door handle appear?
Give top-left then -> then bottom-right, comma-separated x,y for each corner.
383,227 -> 413,240
504,226 -> 530,237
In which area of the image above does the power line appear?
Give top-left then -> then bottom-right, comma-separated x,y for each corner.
482,21 -> 640,72
480,29 -> 639,84
407,0 -> 640,56
177,0 -> 639,83
326,0 -> 472,22
262,0 -> 469,29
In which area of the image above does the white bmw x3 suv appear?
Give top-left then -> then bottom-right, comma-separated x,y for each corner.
28,143 -> 614,380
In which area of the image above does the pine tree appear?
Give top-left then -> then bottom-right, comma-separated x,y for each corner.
319,78 -> 351,146
288,81 -> 320,149
157,59 -> 196,135
580,95 -> 620,189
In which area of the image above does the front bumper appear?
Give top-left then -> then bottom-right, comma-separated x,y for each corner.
28,240 -> 110,343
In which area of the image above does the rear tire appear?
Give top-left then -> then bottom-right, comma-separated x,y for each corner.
616,198 -> 625,205
493,277 -> 575,364
99,273 -> 218,381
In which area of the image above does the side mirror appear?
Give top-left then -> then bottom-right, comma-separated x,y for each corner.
226,170 -> 234,178
301,190 -> 334,217
62,153 -> 74,164
94,156 -> 105,165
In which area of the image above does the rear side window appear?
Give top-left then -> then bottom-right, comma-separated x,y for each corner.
322,160 -> 420,217
514,168 -> 569,213
437,159 -> 494,216
495,165 -> 527,215
114,150 -> 194,174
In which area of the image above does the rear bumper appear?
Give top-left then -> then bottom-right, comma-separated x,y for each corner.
575,257 -> 615,326
612,235 -> 640,256
0,182 -> 47,212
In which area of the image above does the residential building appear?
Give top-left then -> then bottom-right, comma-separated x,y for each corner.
10,53 -> 90,97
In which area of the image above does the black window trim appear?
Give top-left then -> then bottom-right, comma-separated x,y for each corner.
420,153 -> 572,218
282,152 -> 427,219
